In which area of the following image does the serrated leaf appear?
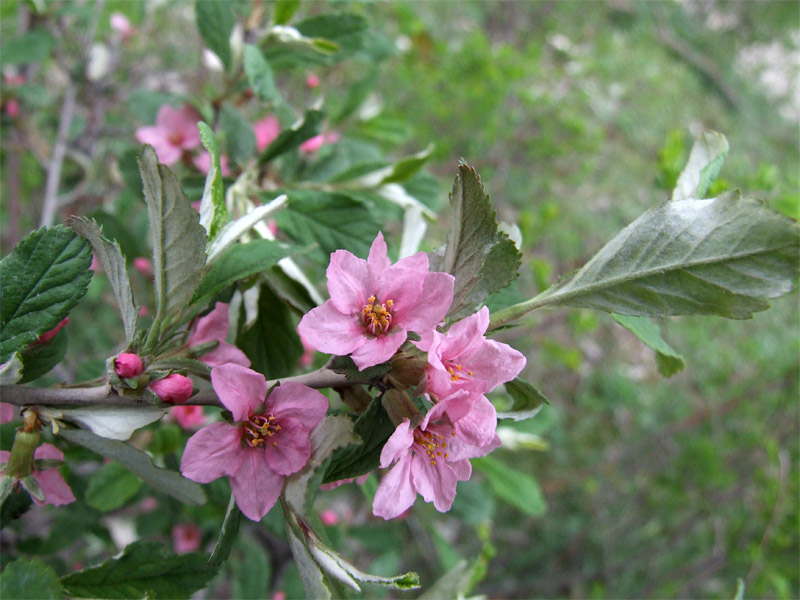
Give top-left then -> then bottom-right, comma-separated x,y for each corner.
442,165 -> 504,318
0,225 -> 92,364
193,239 -> 292,305
673,131 -> 729,202
498,378 -> 548,421
207,494 -> 242,570
18,327 -> 68,383
0,353 -> 23,385
286,527 -> 332,600
323,394 -> 394,484
275,191 -> 380,258
138,146 -> 207,343
243,45 -> 279,104
258,109 -> 324,164
197,122 -> 227,240
612,314 -> 686,377
67,217 -> 138,342
220,103 -> 256,165
494,192 -> 799,326
60,541 -> 216,599
273,0 -> 300,25
195,0 -> 235,70
59,428 -> 206,505
1,558 -> 63,599
473,455 -> 547,516
86,462 -> 143,512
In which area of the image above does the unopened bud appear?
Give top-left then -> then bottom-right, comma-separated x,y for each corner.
381,389 -> 422,428
386,353 -> 427,392
114,353 -> 144,378
150,374 -> 194,404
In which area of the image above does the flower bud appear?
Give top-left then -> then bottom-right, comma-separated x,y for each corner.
35,318 -> 69,345
386,353 -> 427,391
150,374 -> 193,404
114,353 -> 144,379
381,389 -> 423,428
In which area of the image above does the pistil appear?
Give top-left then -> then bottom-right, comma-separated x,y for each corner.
362,295 -> 394,336
242,413 -> 281,448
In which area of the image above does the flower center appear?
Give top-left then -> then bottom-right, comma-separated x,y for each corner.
412,429 -> 451,466
445,362 -> 474,382
168,132 -> 185,146
362,295 -> 394,336
242,413 -> 281,448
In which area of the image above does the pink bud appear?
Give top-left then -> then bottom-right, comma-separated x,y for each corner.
5,99 -> 20,117
172,523 -> 201,554
133,257 -> 154,279
114,353 -> 144,378
139,306 -> 149,317
320,509 -> 339,526
273,592 -> 286,600
306,74 -> 320,88
109,12 -> 135,38
150,374 -> 193,404
299,134 -> 325,154
36,318 -> 69,345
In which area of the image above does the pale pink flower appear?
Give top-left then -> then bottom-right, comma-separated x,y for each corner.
172,523 -> 201,554
150,374 -> 193,404
298,232 -> 454,370
254,116 -> 280,151
109,12 -> 135,39
299,131 -> 340,154
5,99 -> 19,117
372,401 -> 499,520
273,592 -> 286,600
133,257 -> 154,279
319,509 -> 339,526
135,105 -> 201,165
187,303 -> 250,368
35,318 -> 69,345
114,353 -> 144,379
139,496 -> 158,511
193,152 -> 232,176
1,403 -> 16,423
180,364 -> 328,521
306,74 -> 320,88
0,443 -> 75,506
171,405 -> 207,429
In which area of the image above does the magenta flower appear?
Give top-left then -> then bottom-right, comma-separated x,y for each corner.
298,232 -> 455,370
171,405 -> 207,429
114,353 -> 144,379
135,105 -> 201,165
180,364 -> 328,521
254,116 -> 280,151
150,374 -> 193,404
0,443 -> 75,506
187,302 -> 250,368
373,401 -> 499,520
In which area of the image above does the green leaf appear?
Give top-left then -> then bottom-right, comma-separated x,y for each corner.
732,578 -> 745,600
243,45 -> 279,104
273,0 -> 300,25
138,146 -> 207,345
473,455 -> 547,516
231,533 -> 271,599
1,558 -> 63,599
612,314 -> 686,377
258,109 -> 324,164
0,30 -> 54,66
0,353 -> 23,385
275,191 -> 380,258
442,165 -> 506,318
85,462 -> 143,512
237,285 -> 302,379
418,560 -> 471,600
193,239 -> 293,305
329,355 -> 392,383
60,541 -> 217,599
286,527 -> 332,600
0,225 -> 92,364
323,394 -> 394,484
18,327 -> 68,384
263,265 -> 317,316
492,192 -> 799,326
197,122 -> 227,241
208,494 -> 242,570
673,131 -> 729,201
195,0 -> 235,70
67,217 -> 138,343
380,145 -> 434,184
295,13 -> 368,55
498,378 -> 549,421
220,103 -> 256,165
59,428 -> 206,506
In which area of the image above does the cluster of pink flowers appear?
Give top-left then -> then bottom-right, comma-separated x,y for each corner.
299,232 -> 525,518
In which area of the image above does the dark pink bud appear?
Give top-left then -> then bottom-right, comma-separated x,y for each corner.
150,374 -> 193,404
36,318 -> 69,345
114,353 -> 144,378
133,257 -> 154,279
306,74 -> 320,88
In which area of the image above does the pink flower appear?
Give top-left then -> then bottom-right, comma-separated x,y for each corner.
373,402 -> 498,520
35,318 -> 69,345
193,152 -> 232,176
114,353 -> 144,379
109,12 -> 135,39
254,116 -> 280,151
5,99 -> 20,117
150,374 -> 193,404
306,74 -> 320,88
273,592 -> 286,600
319,509 -> 339,526
180,364 -> 328,521
135,105 -> 201,165
298,232 -> 454,370
319,473 -> 369,491
1,403 -> 16,423
0,443 -> 76,506
171,405 -> 207,429
172,523 -> 201,554
299,132 -> 340,154
133,257 -> 154,279
187,303 -> 250,368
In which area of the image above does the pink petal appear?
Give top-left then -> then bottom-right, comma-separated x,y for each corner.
373,455 -> 416,519
230,449 -> 283,521
449,458 -> 472,481
0,403 -> 16,424
157,105 -> 201,149
439,307 -> 490,359
431,388 -> 479,424
379,420 -> 413,468
33,469 -> 75,506
189,303 -> 230,345
297,301 -> 365,357
135,125 -> 167,147
367,232 -> 391,271
400,271 -> 455,334
453,394 -> 497,447
349,332 -> 406,370
299,134 -> 324,154
180,422 -> 244,483
34,443 -> 64,462
199,342 -> 251,368
463,339 -> 526,392
266,382 -> 328,431
264,418 -> 311,476
410,454 -> 458,513
254,116 -> 280,151
210,364 -> 267,421
171,405 -> 207,429
326,249 -> 369,315
0,451 -> 9,464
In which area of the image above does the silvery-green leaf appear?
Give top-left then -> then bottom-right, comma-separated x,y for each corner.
197,122 -> 227,240
243,44 -> 279,104
0,353 -> 23,385
206,195 -> 287,263
496,427 -> 549,451
67,217 -> 138,343
57,406 -> 165,441
286,526 -> 332,600
208,494 -> 242,569
20,474 -> 44,501
673,131 -> 729,202
612,313 -> 686,377
418,560 -> 470,600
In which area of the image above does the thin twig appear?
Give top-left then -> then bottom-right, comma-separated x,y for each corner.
40,81 -> 77,227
